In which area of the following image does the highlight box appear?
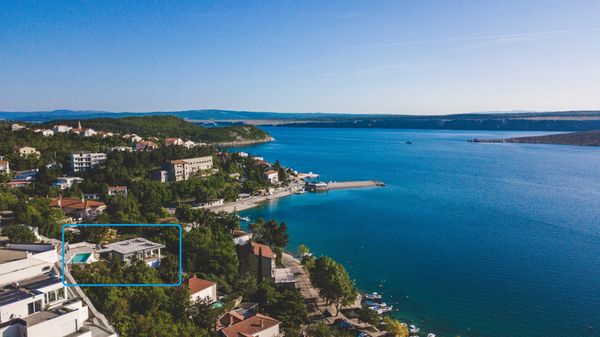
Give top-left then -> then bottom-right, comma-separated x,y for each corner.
61,223 -> 183,287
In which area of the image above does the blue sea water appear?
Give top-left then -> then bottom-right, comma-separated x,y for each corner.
235,127 -> 600,337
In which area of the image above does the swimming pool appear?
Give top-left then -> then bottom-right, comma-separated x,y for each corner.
70,253 -> 91,263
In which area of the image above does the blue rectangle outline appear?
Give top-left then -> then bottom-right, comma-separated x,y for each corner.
61,223 -> 183,287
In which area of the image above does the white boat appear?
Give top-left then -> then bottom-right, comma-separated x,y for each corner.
238,216 -> 250,222
409,325 -> 420,334
427,334 -> 436,337
364,292 -> 382,300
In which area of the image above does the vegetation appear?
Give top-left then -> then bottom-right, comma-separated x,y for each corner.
307,256 -> 357,315
472,129 -> 600,146
39,115 -> 269,142
2,224 -> 37,243
383,316 -> 409,337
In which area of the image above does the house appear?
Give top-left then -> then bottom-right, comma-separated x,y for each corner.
0,160 -> 10,175
264,170 -> 279,184
187,275 -> 217,303
123,134 -> 143,143
18,147 -> 40,157
107,186 -> 128,196
164,138 -> 184,146
183,140 -> 196,148
49,197 -> 106,222
148,169 -> 169,182
14,169 -> 39,181
52,125 -> 72,133
236,242 -> 275,282
164,156 -> 213,181
109,146 -> 133,152
237,152 -> 249,157
135,140 -> 158,151
197,199 -> 224,207
11,123 -> 25,131
69,121 -> 97,137
34,129 -> 54,136
98,238 -> 164,268
7,180 -> 31,189
52,176 -> 84,190
220,313 -> 281,337
96,131 -> 114,138
70,152 -> 107,172
0,245 -> 116,337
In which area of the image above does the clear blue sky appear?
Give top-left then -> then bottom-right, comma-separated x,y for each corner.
1,1 -> 599,115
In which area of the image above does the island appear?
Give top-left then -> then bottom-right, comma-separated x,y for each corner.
471,129 -> 600,146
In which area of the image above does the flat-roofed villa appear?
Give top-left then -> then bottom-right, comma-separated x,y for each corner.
98,238 -> 164,268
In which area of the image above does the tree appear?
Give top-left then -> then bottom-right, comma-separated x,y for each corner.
357,308 -> 379,326
269,288 -> 308,336
249,218 -> 289,249
309,256 -> 357,315
2,224 -> 37,243
297,243 -> 310,257
189,299 -> 223,331
382,316 -> 409,337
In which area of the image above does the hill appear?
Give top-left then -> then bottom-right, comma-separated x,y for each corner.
471,130 -> 600,147
3,109 -> 600,131
38,115 -> 270,143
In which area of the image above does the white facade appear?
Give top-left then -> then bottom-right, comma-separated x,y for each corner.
53,125 -> 73,133
52,177 -> 84,190
0,160 -> 9,175
70,153 -> 107,172
18,147 -> 40,157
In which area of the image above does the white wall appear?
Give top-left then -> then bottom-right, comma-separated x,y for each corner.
190,285 -> 217,303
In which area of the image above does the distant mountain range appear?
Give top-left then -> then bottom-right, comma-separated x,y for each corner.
2,109 -> 600,131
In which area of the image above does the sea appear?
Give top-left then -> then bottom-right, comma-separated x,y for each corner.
233,127 -> 600,337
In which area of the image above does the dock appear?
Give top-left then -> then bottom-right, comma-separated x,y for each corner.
326,180 -> 385,190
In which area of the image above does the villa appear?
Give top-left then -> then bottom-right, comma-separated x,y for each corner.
163,156 -> 214,181
98,238 -> 164,268
49,197 -> 107,222
135,140 -> 158,151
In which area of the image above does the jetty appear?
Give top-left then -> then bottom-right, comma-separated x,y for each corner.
327,180 -> 384,190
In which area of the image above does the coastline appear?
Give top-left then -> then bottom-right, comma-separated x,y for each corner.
205,180 -> 384,213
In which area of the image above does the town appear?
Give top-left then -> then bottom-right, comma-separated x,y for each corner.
0,117 -> 412,337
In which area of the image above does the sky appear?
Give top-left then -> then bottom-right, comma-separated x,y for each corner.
1,1 -> 599,115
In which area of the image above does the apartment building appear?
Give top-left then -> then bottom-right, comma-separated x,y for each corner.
70,152 -> 107,172
164,156 -> 213,181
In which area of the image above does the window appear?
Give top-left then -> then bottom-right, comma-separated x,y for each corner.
34,300 -> 42,312
57,288 -> 65,300
28,302 -> 34,315
48,291 -> 56,302
27,300 -> 42,315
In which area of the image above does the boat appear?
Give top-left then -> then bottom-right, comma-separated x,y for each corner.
237,216 -> 250,222
427,334 -> 436,337
409,325 -> 420,334
364,292 -> 382,300
406,141 -> 412,144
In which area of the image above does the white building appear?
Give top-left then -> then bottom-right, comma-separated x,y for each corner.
18,147 -> 40,157
109,146 -> 132,152
187,276 -> 217,303
0,244 -> 116,337
264,170 -> 279,184
52,177 -> 84,190
107,186 -> 127,196
11,124 -> 25,131
52,125 -> 73,133
34,129 -> 54,136
70,152 -> 107,172
165,156 -> 213,181
98,238 -> 164,268
183,140 -> 196,148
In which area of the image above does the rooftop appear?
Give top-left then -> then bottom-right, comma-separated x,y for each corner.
221,314 -> 280,337
273,267 -> 296,284
187,276 -> 216,295
0,249 -> 27,264
101,238 -> 165,255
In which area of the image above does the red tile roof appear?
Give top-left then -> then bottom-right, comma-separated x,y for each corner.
49,197 -> 106,210
188,276 -> 216,295
221,314 -> 280,337
247,242 -> 275,259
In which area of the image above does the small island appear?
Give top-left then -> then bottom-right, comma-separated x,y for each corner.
471,130 -> 600,147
